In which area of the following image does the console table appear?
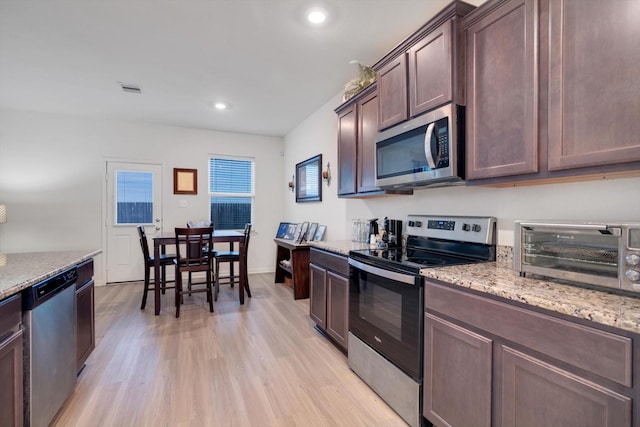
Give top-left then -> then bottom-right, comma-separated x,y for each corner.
274,238 -> 311,299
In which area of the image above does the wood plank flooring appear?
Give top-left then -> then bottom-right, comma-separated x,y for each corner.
52,273 -> 407,427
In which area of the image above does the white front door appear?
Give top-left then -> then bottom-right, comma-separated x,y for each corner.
105,161 -> 163,283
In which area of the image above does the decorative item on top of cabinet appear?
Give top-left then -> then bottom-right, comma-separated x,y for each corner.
464,0 -> 640,185
373,0 -> 476,131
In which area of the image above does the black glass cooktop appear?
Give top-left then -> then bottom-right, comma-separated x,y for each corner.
349,246 -> 477,275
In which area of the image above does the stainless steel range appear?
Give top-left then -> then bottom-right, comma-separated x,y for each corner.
348,215 -> 496,427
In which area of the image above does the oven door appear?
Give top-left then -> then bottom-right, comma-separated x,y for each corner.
348,258 -> 423,380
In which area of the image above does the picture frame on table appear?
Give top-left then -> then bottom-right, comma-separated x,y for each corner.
283,223 -> 297,240
276,222 -> 289,238
297,222 -> 309,242
307,223 -> 318,242
314,225 -> 326,241
292,223 -> 304,242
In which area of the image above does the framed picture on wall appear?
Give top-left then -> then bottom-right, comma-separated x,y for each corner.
295,154 -> 322,203
173,168 -> 197,195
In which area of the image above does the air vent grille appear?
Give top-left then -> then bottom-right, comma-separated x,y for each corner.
119,82 -> 142,94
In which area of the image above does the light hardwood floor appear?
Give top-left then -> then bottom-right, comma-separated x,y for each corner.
52,273 -> 407,427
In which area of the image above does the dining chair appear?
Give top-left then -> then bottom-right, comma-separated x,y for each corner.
186,220 -> 216,289
214,223 -> 252,301
174,227 -> 214,317
137,225 -> 175,310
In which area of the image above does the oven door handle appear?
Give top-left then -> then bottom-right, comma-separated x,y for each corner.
349,258 -> 417,285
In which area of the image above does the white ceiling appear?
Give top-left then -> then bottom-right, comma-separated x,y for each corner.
0,0 -> 484,137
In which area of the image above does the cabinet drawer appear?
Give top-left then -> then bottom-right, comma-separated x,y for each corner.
425,281 -> 632,387
0,294 -> 22,340
76,258 -> 94,289
310,248 -> 349,277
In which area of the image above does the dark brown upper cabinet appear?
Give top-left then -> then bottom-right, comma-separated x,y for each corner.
464,0 -> 539,180
546,0 -> 640,171
464,0 -> 640,184
376,54 -> 408,131
374,1 -> 475,132
335,84 -> 382,197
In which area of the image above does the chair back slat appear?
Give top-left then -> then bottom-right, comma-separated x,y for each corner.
243,223 -> 252,257
137,225 -> 150,260
175,227 -> 213,268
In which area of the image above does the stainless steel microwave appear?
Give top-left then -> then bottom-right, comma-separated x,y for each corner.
514,220 -> 640,293
375,103 -> 464,189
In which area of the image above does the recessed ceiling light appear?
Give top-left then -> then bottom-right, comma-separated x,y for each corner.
306,8 -> 327,24
214,102 -> 227,110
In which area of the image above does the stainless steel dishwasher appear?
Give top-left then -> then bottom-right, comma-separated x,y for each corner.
22,267 -> 78,427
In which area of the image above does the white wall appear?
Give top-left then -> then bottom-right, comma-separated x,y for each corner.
0,109 -> 285,284
283,93 -> 640,245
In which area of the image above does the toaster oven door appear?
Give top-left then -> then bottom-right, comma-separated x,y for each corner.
516,223 -> 621,289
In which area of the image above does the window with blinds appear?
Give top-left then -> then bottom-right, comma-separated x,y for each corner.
209,156 -> 254,230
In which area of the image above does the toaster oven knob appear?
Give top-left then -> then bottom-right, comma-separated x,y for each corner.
462,223 -> 470,231
626,269 -> 640,282
625,254 -> 640,266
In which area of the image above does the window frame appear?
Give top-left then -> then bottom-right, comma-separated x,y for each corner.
208,155 -> 255,231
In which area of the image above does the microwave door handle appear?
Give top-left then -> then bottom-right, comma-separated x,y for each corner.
424,122 -> 437,169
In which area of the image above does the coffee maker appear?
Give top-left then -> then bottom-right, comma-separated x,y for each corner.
381,217 -> 403,248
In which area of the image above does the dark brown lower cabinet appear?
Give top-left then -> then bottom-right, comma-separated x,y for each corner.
76,280 -> 95,372
499,346 -> 631,427
309,248 -> 349,351
0,294 -> 23,427
424,280 -> 636,427
424,313 -> 492,427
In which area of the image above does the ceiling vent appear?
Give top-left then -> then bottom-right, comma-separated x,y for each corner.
119,82 -> 142,94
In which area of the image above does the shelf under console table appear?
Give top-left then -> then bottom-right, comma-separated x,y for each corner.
274,238 -> 311,299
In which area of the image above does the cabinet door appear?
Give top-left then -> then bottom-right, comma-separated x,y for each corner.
337,104 -> 357,196
498,345 -> 631,427
408,20 -> 452,117
424,313 -> 492,427
465,0 -> 539,179
0,331 -> 23,427
76,280 -> 95,372
357,90 -> 380,193
309,263 -> 327,330
377,54 -> 408,130
326,271 -> 349,350
547,0 -> 640,171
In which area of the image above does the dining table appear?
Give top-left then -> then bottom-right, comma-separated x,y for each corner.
152,229 -> 246,315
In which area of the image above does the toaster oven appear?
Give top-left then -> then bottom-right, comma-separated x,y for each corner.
514,221 -> 640,293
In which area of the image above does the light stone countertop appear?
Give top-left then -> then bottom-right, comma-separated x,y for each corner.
420,261 -> 640,335
0,250 -> 101,300
308,240 -> 371,256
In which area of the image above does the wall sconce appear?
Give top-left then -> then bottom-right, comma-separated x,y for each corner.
322,162 -> 331,186
288,175 -> 295,191
0,204 -> 6,224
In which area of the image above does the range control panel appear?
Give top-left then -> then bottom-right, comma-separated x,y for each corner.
406,215 -> 496,245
